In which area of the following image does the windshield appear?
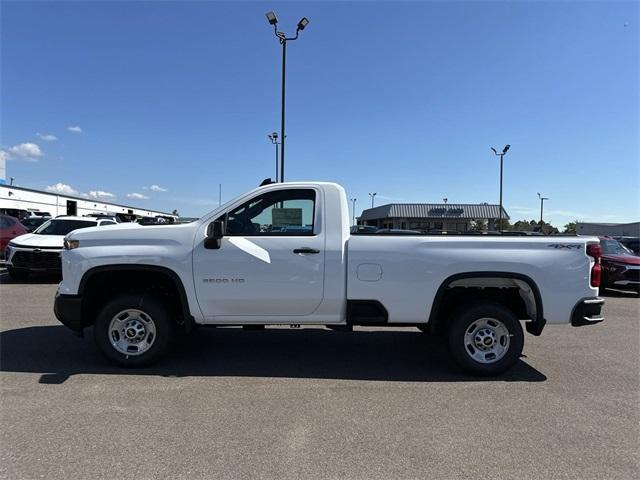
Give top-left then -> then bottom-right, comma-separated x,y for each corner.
33,219 -> 96,235
600,239 -> 633,256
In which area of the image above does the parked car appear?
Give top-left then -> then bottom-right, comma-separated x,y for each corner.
5,216 -> 117,280
20,216 -> 51,233
614,236 -> 640,255
0,214 -> 28,259
25,210 -> 52,218
85,213 -> 121,222
599,236 -> 640,293
55,181 -> 603,376
0,208 -> 29,221
350,225 -> 378,234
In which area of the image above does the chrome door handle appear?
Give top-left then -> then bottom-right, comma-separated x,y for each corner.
293,247 -> 320,254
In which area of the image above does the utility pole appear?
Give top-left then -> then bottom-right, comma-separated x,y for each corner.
266,12 -> 310,182
537,192 -> 549,224
490,145 -> 510,230
350,198 -> 357,226
268,132 -> 280,182
369,192 -> 377,208
218,184 -> 222,207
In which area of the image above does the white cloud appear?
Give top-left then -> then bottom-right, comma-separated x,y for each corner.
67,126 -> 82,133
6,142 -> 44,161
36,133 -> 57,141
148,184 -> 168,192
1,142 -> 44,162
127,192 -> 149,200
46,183 -> 78,195
88,190 -> 115,199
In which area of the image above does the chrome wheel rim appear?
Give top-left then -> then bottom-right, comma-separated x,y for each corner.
463,317 -> 510,364
108,309 -> 156,356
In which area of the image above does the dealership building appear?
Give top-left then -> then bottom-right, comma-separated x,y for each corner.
576,222 -> 640,237
0,184 -> 174,219
358,203 -> 509,232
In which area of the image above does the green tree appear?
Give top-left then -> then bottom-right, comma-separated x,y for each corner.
471,219 -> 488,231
512,220 -> 533,231
563,221 -> 577,234
497,218 -> 512,231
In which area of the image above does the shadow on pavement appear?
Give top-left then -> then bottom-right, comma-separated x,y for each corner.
0,325 -> 546,384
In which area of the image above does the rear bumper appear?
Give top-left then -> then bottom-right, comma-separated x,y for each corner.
54,291 -> 84,332
571,297 -> 605,326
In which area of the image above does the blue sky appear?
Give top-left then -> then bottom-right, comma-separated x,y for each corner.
1,0 -> 638,225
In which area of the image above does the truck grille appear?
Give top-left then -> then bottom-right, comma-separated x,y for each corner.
12,250 -> 62,271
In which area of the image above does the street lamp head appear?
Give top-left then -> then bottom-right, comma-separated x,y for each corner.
537,192 -> 541,198
265,11 -> 278,25
502,144 -> 511,154
490,147 -> 497,155
297,17 -> 309,32
271,132 -> 278,139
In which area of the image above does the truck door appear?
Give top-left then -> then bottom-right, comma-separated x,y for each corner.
193,187 -> 325,320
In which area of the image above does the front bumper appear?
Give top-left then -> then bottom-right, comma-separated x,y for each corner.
604,264 -> 640,290
6,244 -> 63,272
54,291 -> 84,332
571,297 -> 605,326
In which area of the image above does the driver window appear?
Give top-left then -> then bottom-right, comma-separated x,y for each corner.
226,189 -> 316,236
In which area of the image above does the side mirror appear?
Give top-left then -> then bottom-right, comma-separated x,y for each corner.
204,219 -> 225,249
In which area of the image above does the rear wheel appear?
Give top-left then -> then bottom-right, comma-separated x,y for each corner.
448,302 -> 524,376
7,268 -> 29,281
94,294 -> 174,367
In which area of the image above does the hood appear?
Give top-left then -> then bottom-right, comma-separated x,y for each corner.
602,254 -> 640,265
9,232 -> 65,248
66,221 -> 198,247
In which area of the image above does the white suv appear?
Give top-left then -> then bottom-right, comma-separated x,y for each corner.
5,216 -> 116,280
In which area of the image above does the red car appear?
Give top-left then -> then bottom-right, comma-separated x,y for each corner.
0,214 -> 28,258
599,236 -> 640,293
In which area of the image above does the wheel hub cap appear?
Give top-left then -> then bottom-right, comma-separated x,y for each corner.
463,317 -> 510,364
108,309 -> 156,356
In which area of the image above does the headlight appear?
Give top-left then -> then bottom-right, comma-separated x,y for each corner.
64,239 -> 80,250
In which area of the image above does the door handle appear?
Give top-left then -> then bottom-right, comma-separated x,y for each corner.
293,247 -> 320,254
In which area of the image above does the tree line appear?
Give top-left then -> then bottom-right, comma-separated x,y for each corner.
471,219 -> 577,234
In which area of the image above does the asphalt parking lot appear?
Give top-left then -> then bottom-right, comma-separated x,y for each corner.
1,271 -> 638,480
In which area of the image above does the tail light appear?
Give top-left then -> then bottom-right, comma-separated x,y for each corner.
587,243 -> 601,288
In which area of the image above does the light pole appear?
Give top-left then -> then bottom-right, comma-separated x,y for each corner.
369,192 -> 377,208
266,11 -> 309,183
490,144 -> 510,230
350,198 -> 357,226
268,132 -> 280,182
537,192 -> 549,224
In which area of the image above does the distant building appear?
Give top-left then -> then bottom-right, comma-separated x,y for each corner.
358,203 -> 509,232
576,222 -> 640,237
0,184 -> 173,219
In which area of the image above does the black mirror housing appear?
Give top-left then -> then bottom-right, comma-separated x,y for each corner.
204,219 -> 225,249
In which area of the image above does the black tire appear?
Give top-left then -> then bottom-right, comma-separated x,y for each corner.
94,294 -> 174,367
7,268 -> 29,281
448,302 -> 524,376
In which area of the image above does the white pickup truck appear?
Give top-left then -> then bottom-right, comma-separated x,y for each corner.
54,181 -> 605,375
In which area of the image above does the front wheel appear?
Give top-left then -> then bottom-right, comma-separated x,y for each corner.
448,302 -> 524,376
94,294 -> 174,367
